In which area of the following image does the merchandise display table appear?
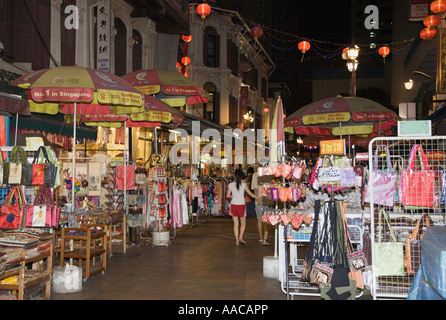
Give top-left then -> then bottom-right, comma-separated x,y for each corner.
59,225 -> 107,280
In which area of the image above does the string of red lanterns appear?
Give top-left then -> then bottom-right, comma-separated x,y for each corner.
420,0 -> 446,40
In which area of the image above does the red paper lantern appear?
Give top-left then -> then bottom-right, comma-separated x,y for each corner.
181,56 -> 191,66
263,107 -> 269,113
420,27 -> 437,39
250,26 -> 263,40
378,46 -> 390,58
197,3 -> 211,19
431,0 -> 446,13
423,15 -> 442,27
182,35 -> 192,43
298,41 -> 311,53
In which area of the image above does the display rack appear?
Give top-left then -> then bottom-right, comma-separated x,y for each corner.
278,210 -> 364,299
147,167 -> 171,247
0,244 -> 53,300
367,136 -> 446,299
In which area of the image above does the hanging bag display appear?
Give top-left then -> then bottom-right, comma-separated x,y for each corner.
31,146 -> 46,186
317,156 -> 341,184
0,186 -> 25,229
4,146 -> 29,185
364,145 -> 397,207
291,160 -> 306,180
404,213 -> 432,276
339,156 -> 357,188
401,144 -> 435,208
116,164 -> 135,191
43,146 -> 59,188
25,186 -> 60,228
374,208 -> 405,276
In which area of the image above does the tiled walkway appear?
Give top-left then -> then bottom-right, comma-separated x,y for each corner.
51,216 -> 289,300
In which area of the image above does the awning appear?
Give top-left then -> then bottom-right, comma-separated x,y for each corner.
14,113 -> 97,140
0,83 -> 30,115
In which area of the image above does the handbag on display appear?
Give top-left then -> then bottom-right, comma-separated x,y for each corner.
0,186 -> 25,229
116,165 -> 135,191
404,213 -> 432,276
291,160 -> 306,180
43,146 -> 58,188
4,146 -> 29,185
364,145 -> 397,207
401,144 -> 435,208
374,209 -> 405,277
317,156 -> 341,184
339,156 -> 357,188
25,186 -> 60,228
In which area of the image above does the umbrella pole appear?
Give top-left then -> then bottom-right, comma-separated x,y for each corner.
15,114 -> 18,146
124,120 -> 127,254
72,103 -> 77,215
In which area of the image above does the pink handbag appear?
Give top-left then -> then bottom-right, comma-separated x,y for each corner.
364,145 -> 397,207
25,186 -> 60,228
291,160 -> 306,180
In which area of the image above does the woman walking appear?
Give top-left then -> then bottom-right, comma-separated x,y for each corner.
227,169 -> 260,245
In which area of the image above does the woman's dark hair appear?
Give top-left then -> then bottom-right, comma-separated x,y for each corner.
247,167 -> 254,174
234,169 -> 244,190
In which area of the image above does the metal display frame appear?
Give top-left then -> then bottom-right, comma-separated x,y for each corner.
368,136 -> 446,299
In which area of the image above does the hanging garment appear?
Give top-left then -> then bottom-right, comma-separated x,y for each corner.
171,188 -> 183,228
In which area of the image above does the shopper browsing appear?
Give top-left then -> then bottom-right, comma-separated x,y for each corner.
227,169 -> 260,246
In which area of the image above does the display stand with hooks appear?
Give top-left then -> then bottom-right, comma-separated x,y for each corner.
367,136 -> 446,299
278,153 -> 365,300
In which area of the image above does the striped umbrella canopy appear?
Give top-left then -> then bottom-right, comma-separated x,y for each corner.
284,96 -> 397,138
122,69 -> 207,107
10,66 -> 144,115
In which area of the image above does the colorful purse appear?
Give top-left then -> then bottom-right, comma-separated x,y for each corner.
339,156 -> 356,188
404,213 -> 432,275
364,145 -> 397,207
401,144 -> 435,208
374,209 -> 405,276
0,186 -> 25,229
291,160 -> 306,180
25,186 -> 60,228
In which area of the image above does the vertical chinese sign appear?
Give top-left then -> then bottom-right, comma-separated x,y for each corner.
97,0 -> 110,72
438,28 -> 446,94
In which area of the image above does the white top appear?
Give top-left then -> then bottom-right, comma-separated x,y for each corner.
228,182 -> 246,205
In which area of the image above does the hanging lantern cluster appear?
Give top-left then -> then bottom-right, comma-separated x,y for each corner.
420,0 -> 445,40
197,3 -> 211,20
179,34 -> 193,76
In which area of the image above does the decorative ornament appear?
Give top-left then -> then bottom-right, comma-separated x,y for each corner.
378,46 -> 390,62
197,3 -> 211,20
431,0 -> 446,13
420,27 -> 437,40
182,35 -> 192,43
181,56 -> 191,66
298,40 -> 311,62
250,26 -> 263,40
423,15 -> 442,28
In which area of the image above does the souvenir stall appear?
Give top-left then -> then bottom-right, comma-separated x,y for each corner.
257,146 -> 365,300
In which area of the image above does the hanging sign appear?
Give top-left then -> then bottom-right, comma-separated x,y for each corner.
397,120 -> 432,137
409,0 -> 430,21
320,139 -> 345,156
96,0 -> 110,72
